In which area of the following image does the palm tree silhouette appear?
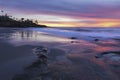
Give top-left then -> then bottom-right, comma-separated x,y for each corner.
1,10 -> 4,15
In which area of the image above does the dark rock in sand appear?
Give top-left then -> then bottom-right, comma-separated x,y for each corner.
32,46 -> 48,63
70,37 -> 77,39
95,55 -> 99,58
71,41 -> 75,43
94,39 -> 99,41
95,51 -> 120,64
114,38 -> 120,41
101,51 -> 120,55
95,51 -> 120,58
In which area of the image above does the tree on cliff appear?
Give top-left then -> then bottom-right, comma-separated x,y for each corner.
0,10 -> 47,28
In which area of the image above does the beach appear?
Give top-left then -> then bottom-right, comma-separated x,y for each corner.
0,28 -> 120,80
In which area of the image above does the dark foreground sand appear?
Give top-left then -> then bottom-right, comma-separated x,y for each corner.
0,40 -> 120,80
0,28 -> 120,80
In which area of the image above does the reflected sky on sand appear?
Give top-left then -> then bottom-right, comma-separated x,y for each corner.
10,30 -> 72,42
1,29 -> 73,46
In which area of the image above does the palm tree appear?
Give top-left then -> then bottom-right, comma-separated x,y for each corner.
35,20 -> 38,24
1,10 -> 4,16
21,18 -> 24,22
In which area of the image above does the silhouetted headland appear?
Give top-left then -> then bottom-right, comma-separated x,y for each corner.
0,10 -> 48,28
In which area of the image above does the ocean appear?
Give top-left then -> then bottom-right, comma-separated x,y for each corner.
28,27 -> 120,40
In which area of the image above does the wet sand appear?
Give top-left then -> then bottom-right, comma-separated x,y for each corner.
0,28 -> 120,80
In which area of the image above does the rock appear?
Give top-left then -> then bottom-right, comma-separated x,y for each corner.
71,41 -> 75,43
95,51 -> 120,64
70,37 -> 77,39
94,39 -> 99,41
95,55 -> 99,58
32,46 -> 48,63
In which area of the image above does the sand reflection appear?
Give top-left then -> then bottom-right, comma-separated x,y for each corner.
9,30 -> 72,42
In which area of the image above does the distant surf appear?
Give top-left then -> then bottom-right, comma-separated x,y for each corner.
28,27 -> 120,40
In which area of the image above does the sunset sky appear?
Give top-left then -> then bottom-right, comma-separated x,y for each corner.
0,0 -> 120,27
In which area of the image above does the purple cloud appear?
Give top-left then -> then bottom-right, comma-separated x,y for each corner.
0,0 -> 120,19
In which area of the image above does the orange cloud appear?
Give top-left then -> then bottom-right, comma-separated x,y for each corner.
39,18 -> 120,27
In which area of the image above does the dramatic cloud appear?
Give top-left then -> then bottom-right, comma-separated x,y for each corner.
0,0 -> 120,27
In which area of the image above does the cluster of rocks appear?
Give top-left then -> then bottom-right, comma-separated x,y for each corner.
95,51 -> 120,64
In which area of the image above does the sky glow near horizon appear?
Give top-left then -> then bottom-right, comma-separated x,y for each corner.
0,0 -> 120,27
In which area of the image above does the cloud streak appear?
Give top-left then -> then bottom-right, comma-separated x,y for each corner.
0,0 -> 120,27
